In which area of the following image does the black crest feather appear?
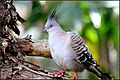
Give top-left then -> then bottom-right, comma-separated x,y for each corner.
48,6 -> 59,20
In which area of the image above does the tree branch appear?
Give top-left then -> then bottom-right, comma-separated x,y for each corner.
1,60 -> 70,79
16,36 -> 52,59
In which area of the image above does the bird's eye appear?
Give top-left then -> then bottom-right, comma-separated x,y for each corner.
50,24 -> 53,28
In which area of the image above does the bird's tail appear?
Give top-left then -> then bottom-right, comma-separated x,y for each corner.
100,73 -> 112,80
86,65 -> 112,80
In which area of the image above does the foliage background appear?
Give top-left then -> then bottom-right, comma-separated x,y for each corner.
13,1 -> 119,79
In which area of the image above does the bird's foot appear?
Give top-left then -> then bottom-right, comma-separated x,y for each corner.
71,72 -> 77,80
54,70 -> 64,75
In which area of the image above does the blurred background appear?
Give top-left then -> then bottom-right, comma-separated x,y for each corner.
13,1 -> 119,79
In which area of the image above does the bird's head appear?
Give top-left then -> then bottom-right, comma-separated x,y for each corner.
43,6 -> 62,33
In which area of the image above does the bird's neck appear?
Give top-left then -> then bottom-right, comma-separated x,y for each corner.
48,28 -> 66,38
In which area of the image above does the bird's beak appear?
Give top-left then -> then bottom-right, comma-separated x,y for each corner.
42,28 -> 47,33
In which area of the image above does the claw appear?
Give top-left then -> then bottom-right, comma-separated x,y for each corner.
71,72 -> 77,80
54,70 -> 64,75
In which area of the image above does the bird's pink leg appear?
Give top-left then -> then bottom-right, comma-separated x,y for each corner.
54,70 -> 64,75
71,72 -> 78,80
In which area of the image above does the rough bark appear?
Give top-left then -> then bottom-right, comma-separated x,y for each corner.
16,36 -> 52,59
0,0 -> 71,79
0,60 -> 70,79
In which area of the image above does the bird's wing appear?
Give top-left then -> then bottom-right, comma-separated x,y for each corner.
67,32 -> 98,67
67,32 -> 112,80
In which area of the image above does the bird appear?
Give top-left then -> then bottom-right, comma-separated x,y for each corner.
43,6 -> 112,80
